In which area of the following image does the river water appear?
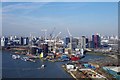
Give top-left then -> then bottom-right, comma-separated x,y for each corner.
2,51 -> 105,78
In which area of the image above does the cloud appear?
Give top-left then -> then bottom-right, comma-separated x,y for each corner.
2,2 -> 49,15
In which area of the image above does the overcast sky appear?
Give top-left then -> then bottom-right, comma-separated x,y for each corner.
2,2 -> 118,37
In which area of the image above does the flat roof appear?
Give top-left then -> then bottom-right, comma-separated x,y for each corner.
104,66 -> 120,72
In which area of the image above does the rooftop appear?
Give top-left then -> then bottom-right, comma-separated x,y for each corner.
104,66 -> 120,72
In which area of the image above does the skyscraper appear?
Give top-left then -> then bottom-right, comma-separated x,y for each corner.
92,34 -> 101,48
20,37 -> 29,45
64,37 -> 70,48
80,36 -> 86,49
1,36 -> 8,47
86,38 -> 89,48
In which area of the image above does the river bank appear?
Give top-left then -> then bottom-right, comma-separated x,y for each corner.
61,51 -> 119,80
62,62 -> 116,80
87,51 -> 119,59
86,52 -> 119,67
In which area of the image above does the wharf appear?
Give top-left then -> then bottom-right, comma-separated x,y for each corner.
62,65 -> 77,80
62,62 -> 117,80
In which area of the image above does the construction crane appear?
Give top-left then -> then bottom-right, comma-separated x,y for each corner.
55,32 -> 61,39
41,29 -> 47,41
67,28 -> 72,54
29,32 -> 35,46
29,32 -> 35,54
54,32 -> 61,53
49,27 -> 56,40
48,27 -> 55,52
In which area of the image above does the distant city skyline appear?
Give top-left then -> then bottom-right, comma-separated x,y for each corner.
2,2 -> 118,37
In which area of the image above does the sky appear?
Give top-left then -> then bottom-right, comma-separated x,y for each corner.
2,2 -> 118,37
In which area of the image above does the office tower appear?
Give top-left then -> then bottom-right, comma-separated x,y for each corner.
64,37 -> 70,48
21,37 -> 29,45
86,38 -> 89,48
1,36 -> 8,47
92,34 -> 101,48
80,36 -> 86,49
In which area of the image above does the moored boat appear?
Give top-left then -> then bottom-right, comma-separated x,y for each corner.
12,55 -> 17,59
12,55 -> 20,59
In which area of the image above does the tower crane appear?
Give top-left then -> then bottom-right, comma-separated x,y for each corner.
54,32 -> 61,53
67,28 -> 72,54
49,27 -> 56,40
41,29 -> 47,41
